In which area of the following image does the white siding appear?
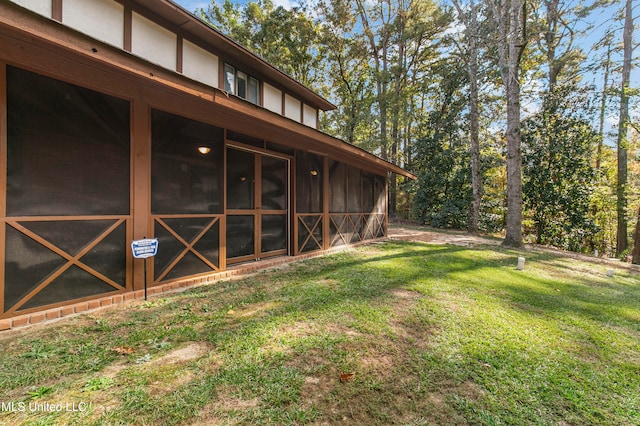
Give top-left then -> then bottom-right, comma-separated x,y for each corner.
131,12 -> 177,71
9,0 -> 51,17
63,0 -> 124,49
182,39 -> 219,87
284,94 -> 301,122
303,104 -> 317,128
263,83 -> 282,114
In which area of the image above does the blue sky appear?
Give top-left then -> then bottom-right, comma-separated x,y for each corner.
173,0 -> 295,13
175,0 -> 636,138
172,0 -> 211,13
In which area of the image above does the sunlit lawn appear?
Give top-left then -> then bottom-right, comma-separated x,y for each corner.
0,238 -> 639,425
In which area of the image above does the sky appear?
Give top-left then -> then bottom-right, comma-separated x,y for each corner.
173,0 -> 295,13
173,0 -> 210,12
174,0 -> 637,140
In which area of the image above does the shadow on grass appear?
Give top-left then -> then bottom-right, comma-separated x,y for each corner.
3,240 -> 638,425
494,254 -> 640,329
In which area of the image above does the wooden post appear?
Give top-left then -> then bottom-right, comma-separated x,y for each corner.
131,99 -> 151,291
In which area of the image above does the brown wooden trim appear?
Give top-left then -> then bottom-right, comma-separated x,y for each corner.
226,210 -> 259,216
5,219 -> 126,314
218,59 -> 224,91
323,155 -> 329,250
176,34 -> 183,73
153,217 -> 220,283
226,141 -> 293,160
0,6 -> 413,176
0,215 -> 129,222
226,147 -> 290,262
132,98 -> 150,290
124,6 -> 132,51
0,62 -> 5,314
384,174 -> 389,236
0,2 -> 410,179
52,0 -> 62,22
260,248 -> 287,258
291,152 -> 298,255
114,0 -> 334,111
226,253 -> 258,265
281,91 -> 286,116
0,62 -> 5,220
329,214 -> 348,247
254,153 -> 261,257
219,214 -> 226,270
297,215 -> 322,252
151,213 -> 224,219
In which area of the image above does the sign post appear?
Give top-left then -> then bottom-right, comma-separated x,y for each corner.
131,238 -> 158,300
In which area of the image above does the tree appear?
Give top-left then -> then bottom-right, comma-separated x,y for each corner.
616,0 -> 634,256
326,0 -> 449,216
452,0 -> 482,234
522,86 -> 598,251
633,204 -> 640,263
487,0 -> 528,248
318,0 -> 377,144
412,57 -> 470,228
200,0 -> 325,88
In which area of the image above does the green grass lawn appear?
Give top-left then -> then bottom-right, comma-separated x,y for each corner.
1,239 -> 639,425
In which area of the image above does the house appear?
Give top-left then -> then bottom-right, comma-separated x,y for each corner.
0,0 -> 415,327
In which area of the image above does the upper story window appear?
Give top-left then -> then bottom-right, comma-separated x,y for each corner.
224,63 -> 260,106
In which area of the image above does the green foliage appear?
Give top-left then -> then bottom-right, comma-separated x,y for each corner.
83,376 -> 115,392
411,57 -> 472,228
412,134 -> 471,228
26,386 -> 53,400
522,86 -> 599,251
201,0 -> 325,89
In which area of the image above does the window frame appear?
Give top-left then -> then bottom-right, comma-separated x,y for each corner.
223,63 -> 260,106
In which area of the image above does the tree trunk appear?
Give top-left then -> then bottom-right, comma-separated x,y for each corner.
468,2 -> 481,234
632,204 -> 640,264
616,0 -> 633,255
501,0 -> 525,248
596,42 -> 611,171
453,0 -> 482,234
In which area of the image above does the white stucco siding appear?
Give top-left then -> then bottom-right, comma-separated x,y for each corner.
284,94 -> 301,122
182,39 -> 219,87
62,0 -> 124,49
263,83 -> 282,114
9,0 -> 52,18
131,12 -> 177,71
303,104 -> 317,128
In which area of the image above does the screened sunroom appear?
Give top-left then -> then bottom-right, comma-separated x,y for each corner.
0,0 -> 414,323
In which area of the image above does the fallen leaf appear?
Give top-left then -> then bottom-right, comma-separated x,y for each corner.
111,345 -> 135,355
340,372 -> 355,383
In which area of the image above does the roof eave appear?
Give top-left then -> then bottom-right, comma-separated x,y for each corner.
132,0 -> 336,111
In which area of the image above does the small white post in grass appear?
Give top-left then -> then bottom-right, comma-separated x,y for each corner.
517,257 -> 525,270
595,249 -> 598,258
606,269 -> 614,278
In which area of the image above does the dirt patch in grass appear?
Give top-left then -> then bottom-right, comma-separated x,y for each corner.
388,226 -> 500,247
191,386 -> 260,425
390,288 -> 421,299
150,342 -> 210,365
226,301 -> 280,319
